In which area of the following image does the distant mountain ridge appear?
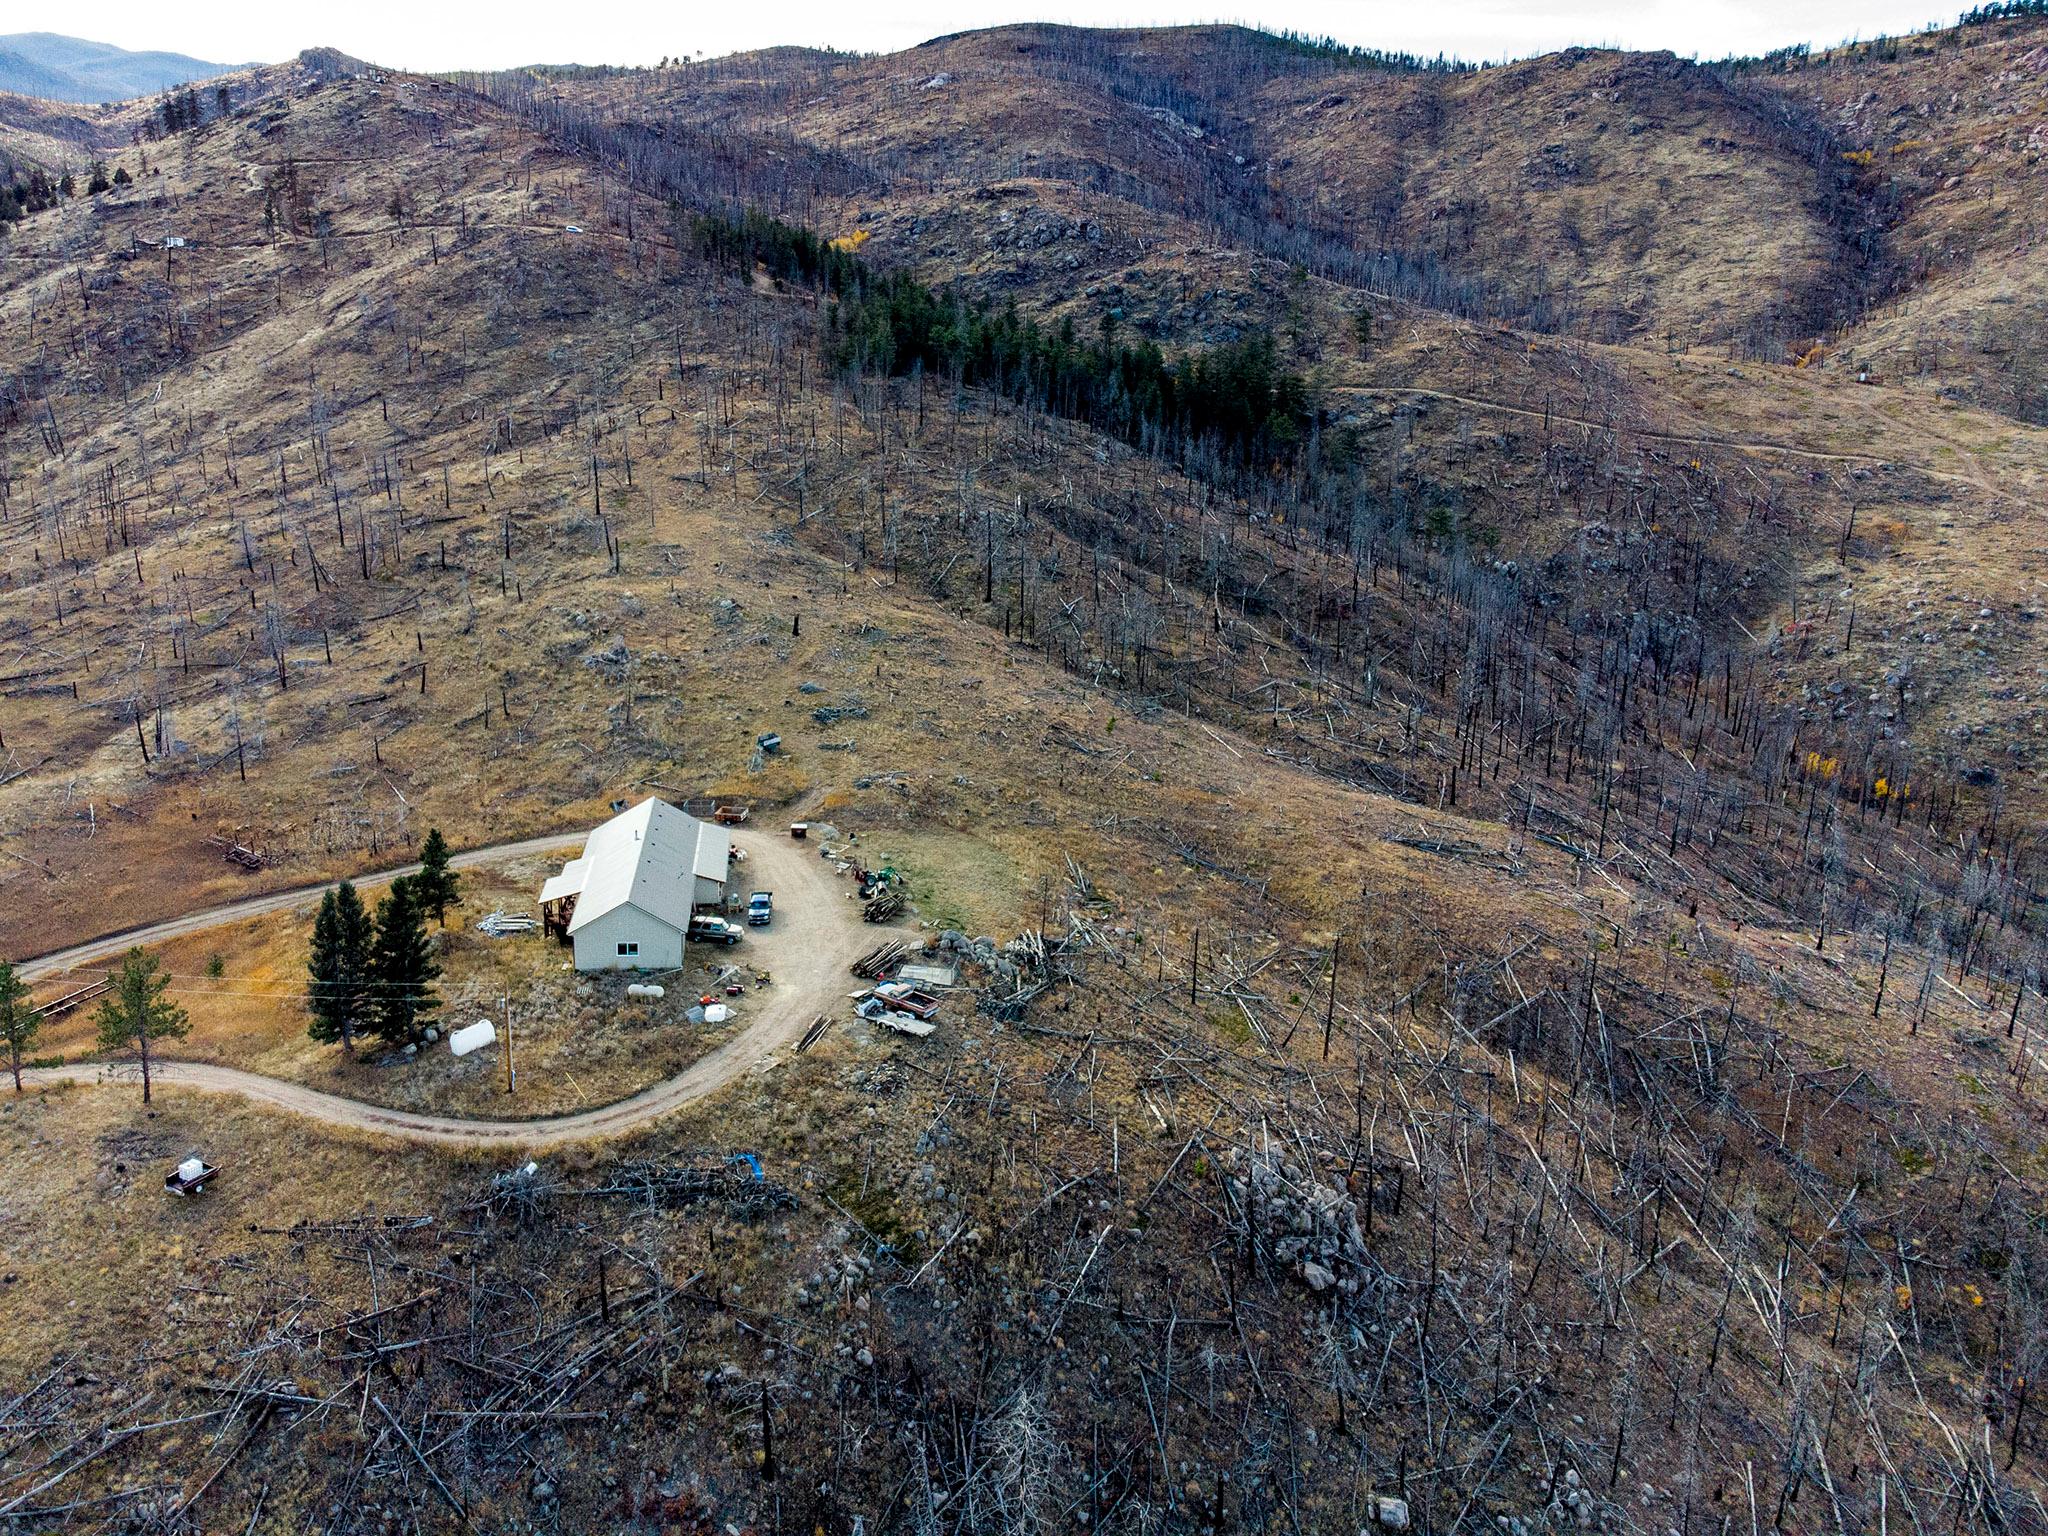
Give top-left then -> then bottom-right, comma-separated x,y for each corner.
0,32 -> 240,104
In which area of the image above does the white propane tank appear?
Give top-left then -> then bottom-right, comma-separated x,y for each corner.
625,983 -> 667,1000
449,1019 -> 498,1057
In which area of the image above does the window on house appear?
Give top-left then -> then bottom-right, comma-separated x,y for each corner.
616,941 -> 639,957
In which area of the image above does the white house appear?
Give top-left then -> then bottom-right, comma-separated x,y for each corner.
538,797 -> 732,971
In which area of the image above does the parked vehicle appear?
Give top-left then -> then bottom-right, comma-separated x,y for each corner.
689,914 -> 744,946
747,891 -> 774,926
872,981 -> 940,1018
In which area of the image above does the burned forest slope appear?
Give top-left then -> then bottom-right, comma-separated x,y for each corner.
0,34 -> 2041,1536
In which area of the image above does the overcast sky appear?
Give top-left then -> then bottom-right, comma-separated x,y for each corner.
76,0 -> 1958,73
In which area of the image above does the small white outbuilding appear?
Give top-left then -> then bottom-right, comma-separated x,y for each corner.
539,797 -> 732,971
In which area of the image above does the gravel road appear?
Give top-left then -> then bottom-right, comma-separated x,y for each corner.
20,829 -> 881,1149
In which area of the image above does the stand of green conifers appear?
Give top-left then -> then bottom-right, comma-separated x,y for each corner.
0,830 -> 462,1102
687,207 -> 1332,476
306,828 -> 461,1057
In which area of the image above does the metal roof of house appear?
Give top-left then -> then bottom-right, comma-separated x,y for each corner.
538,857 -> 590,906
547,797 -> 731,936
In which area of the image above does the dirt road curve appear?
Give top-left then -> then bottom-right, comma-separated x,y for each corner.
20,830 -> 879,1149
17,832 -> 590,983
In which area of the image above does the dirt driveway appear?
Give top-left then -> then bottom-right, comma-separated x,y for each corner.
22,830 -> 889,1149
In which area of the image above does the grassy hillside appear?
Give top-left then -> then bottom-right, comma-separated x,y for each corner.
508,26 -> 1878,353
0,30 -> 2041,1535
1734,15 -> 2048,419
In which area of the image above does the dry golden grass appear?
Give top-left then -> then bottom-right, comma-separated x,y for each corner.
27,851 -> 798,1117
0,46 -> 2037,975
1779,18 -> 2048,417
0,1082 -> 472,1379
560,26 -> 1848,348
0,36 -> 2031,1531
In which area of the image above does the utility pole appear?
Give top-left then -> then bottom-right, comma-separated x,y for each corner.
503,992 -> 515,1095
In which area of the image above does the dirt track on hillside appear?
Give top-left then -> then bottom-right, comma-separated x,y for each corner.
21,830 -> 884,1149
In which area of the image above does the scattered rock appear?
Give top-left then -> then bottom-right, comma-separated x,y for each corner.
582,636 -> 632,682
1229,1146 -> 1368,1294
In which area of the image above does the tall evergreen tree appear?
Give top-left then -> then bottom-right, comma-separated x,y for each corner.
306,882 -> 372,1055
415,828 -> 461,926
0,961 -> 37,1093
92,948 -> 189,1104
369,878 -> 440,1042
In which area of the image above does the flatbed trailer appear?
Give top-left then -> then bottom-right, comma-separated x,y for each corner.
164,1158 -> 222,1196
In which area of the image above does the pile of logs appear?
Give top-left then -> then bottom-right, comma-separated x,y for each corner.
977,922 -> 1095,1021
851,940 -> 908,978
204,834 -> 272,870
30,978 -> 108,1019
571,1160 -> 795,1216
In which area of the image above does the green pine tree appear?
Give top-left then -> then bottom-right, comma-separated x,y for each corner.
0,961 -> 37,1093
369,878 -> 440,1042
307,882 -> 372,1055
92,948 -> 189,1104
415,828 -> 461,926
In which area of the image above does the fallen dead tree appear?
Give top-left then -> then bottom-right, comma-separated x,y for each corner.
567,1158 -> 796,1215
